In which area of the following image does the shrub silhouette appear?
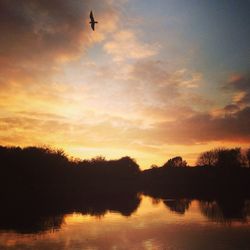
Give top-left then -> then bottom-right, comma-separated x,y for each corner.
217,148 -> 242,169
196,149 -> 220,167
197,147 -> 244,168
246,148 -> 250,167
162,156 -> 187,168
0,145 -> 250,233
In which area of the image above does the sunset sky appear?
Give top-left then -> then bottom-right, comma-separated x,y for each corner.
0,0 -> 250,168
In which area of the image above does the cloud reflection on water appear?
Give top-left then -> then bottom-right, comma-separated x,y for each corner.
0,196 -> 250,250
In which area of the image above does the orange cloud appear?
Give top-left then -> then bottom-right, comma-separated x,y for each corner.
0,0 -> 121,91
103,30 -> 159,61
144,106 -> 250,145
0,1 -> 249,168
224,73 -> 250,107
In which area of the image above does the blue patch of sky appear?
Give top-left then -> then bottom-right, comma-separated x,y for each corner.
127,0 -> 250,80
124,0 -> 250,106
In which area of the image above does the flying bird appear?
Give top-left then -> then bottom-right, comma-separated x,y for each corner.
89,11 -> 98,31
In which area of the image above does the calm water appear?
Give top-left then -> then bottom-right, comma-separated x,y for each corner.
0,196 -> 250,250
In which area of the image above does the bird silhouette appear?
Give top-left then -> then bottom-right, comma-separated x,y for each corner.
89,11 -> 98,31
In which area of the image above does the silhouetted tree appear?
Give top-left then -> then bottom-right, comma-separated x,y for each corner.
1,144 -> 250,235
150,164 -> 158,169
115,156 -> 140,176
90,156 -> 106,163
217,148 -> 242,168
196,149 -> 219,167
197,148 -> 244,168
163,156 -> 187,168
246,148 -> 250,168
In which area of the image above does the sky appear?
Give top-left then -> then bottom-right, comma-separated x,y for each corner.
0,0 -> 250,169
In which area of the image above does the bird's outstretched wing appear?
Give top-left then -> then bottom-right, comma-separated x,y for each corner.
90,11 -> 94,22
89,11 -> 97,31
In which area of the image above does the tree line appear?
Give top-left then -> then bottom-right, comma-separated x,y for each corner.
0,145 -> 250,233
151,147 -> 250,169
196,147 -> 250,168
1,145 -> 250,171
0,145 -> 250,202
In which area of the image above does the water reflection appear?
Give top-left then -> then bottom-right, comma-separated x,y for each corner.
163,199 -> 191,215
0,213 -> 64,234
0,193 -> 141,234
0,195 -> 250,234
200,199 -> 250,223
0,196 -> 250,250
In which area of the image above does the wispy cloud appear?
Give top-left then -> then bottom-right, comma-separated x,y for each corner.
0,0 -> 121,90
0,0 -> 249,168
103,30 -> 159,61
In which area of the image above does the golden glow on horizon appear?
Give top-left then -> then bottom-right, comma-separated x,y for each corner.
1,196 -> 248,249
0,0 -> 249,170
63,196 -> 205,224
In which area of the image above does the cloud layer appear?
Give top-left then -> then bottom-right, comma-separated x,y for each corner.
0,0 -> 249,167
0,0 -> 120,88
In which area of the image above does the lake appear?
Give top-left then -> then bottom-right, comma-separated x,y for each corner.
0,195 -> 250,250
